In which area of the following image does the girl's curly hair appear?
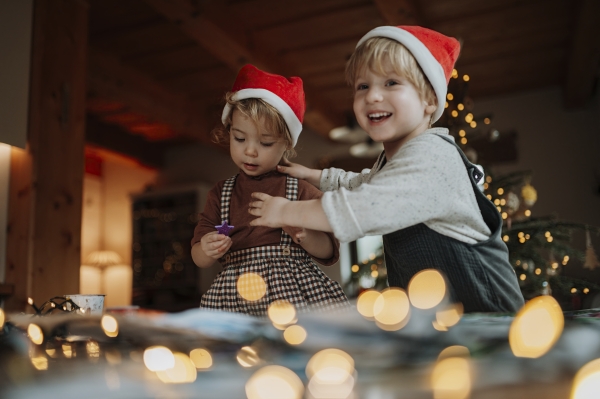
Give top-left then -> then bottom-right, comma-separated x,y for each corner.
212,92 -> 297,160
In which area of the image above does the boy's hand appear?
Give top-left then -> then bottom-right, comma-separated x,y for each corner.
200,231 -> 232,259
282,225 -> 307,244
248,192 -> 288,228
277,161 -> 322,188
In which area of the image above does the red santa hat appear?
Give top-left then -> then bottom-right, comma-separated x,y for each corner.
222,64 -> 305,147
356,26 -> 460,123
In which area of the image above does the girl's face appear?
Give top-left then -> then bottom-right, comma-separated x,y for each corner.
352,62 -> 435,157
229,109 -> 287,177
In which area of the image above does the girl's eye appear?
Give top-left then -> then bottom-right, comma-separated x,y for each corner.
261,142 -> 275,147
233,137 -> 244,143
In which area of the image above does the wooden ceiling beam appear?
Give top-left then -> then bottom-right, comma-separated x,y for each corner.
144,0 -> 342,137
87,47 -> 212,143
372,0 -> 422,25
564,0 -> 600,109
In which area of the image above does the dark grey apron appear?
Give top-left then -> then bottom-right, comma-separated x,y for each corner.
382,134 -> 524,313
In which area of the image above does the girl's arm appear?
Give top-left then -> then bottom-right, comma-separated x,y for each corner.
249,194 -> 332,232
282,226 -> 334,259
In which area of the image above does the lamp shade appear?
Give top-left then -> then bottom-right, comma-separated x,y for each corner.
85,250 -> 122,269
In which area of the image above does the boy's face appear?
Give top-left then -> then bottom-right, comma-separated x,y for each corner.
229,110 -> 287,177
353,62 -> 435,156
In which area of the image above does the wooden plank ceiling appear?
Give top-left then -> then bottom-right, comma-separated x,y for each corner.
86,0 -> 600,161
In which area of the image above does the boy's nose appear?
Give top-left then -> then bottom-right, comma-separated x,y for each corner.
365,87 -> 383,103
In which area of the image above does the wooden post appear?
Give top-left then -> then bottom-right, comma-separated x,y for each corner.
4,0 -> 89,312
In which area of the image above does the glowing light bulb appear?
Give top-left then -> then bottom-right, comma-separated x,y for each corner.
356,290 -> 381,319
509,295 -> 564,358
143,346 -> 175,371
190,348 -> 212,369
246,365 -> 303,399
571,358 -> 600,399
374,288 -> 411,330
408,269 -> 446,309
283,325 -> 307,345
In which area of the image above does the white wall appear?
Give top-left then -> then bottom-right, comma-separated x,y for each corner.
80,154 -> 157,308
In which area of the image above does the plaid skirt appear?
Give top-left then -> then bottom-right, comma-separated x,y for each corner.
200,245 -> 350,317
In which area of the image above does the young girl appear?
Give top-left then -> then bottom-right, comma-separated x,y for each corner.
249,26 -> 525,313
191,64 -> 349,316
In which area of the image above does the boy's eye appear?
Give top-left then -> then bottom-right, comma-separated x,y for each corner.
386,80 -> 399,86
355,83 -> 368,91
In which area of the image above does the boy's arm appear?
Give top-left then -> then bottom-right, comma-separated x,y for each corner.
277,161 -> 371,192
276,163 -> 322,188
249,195 -> 332,232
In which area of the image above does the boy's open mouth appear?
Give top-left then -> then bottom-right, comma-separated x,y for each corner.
368,112 -> 391,122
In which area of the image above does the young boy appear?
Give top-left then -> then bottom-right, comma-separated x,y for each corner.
248,26 -> 524,313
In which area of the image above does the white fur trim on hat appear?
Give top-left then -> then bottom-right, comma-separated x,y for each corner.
357,26 -> 447,123
222,88 -> 303,147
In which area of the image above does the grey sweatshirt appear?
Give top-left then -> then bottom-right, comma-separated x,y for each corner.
320,128 -> 491,244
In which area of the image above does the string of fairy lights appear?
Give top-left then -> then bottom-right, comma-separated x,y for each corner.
2,269 -> 600,397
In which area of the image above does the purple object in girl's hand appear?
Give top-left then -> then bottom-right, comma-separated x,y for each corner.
215,221 -> 234,236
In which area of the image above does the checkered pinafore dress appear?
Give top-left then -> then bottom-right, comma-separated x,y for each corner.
200,174 -> 349,316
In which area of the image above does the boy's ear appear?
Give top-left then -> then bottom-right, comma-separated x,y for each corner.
425,103 -> 437,115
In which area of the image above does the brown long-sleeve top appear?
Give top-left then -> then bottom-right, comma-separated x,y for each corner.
191,170 -> 340,266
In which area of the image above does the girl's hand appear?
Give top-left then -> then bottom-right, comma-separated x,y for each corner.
277,161 -> 322,188
282,225 -> 307,244
249,192 -> 288,228
200,231 -> 232,259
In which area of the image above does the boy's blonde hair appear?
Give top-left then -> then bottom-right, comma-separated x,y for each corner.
212,93 -> 297,160
345,37 -> 437,108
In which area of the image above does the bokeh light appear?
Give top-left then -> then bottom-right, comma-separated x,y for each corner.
62,344 -> 73,358
408,269 -> 447,309
101,315 -> 119,338
509,295 -> 564,358
374,288 -> 410,331
246,365 -> 304,399
189,348 -> 213,370
268,300 -> 296,326
143,346 -> 175,371
436,303 -> 464,328
356,290 -> 381,319
431,357 -> 471,399
0,308 -> 4,330
571,358 -> 600,399
237,346 -> 260,367
156,352 -> 197,384
306,349 -> 356,397
27,324 -> 44,345
283,325 -> 307,345
31,356 -> 48,371
86,340 -> 100,358
238,272 -> 267,301
438,346 -> 470,360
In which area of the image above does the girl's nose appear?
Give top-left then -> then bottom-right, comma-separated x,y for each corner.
365,87 -> 383,103
244,143 -> 258,157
